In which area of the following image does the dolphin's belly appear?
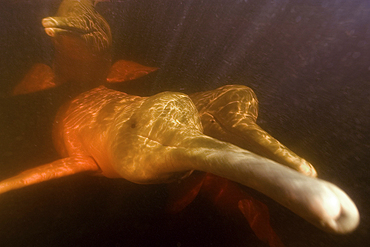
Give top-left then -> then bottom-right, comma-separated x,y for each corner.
109,91 -> 203,184
53,86 -> 143,159
54,86 -> 202,183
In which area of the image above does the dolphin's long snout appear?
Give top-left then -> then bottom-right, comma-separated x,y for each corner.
42,17 -> 58,37
317,181 -> 360,234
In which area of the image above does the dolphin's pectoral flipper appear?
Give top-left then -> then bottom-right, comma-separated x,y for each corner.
0,156 -> 99,195
106,60 -> 159,83
167,172 -> 285,247
238,199 -> 284,247
204,174 -> 285,247
12,63 -> 56,95
166,171 -> 206,214
190,85 -> 317,177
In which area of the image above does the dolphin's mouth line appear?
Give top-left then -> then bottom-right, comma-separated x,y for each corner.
56,25 -> 93,35
47,25 -> 94,36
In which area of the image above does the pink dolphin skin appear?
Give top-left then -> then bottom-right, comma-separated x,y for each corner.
3,0 -> 359,246
1,84 -> 359,238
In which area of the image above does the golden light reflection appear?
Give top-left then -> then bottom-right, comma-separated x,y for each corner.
2,84 -> 359,235
190,84 -> 317,177
2,0 -> 360,244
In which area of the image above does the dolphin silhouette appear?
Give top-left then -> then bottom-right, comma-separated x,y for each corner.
12,0 -> 156,95
4,0 -> 359,242
1,84 -> 359,235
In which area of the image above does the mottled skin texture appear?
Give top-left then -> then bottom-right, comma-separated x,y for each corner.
2,0 -> 359,244
1,84 -> 359,235
190,85 -> 316,177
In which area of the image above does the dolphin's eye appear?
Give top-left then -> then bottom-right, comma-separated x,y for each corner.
131,123 -> 136,128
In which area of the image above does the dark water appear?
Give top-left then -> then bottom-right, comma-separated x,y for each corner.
0,0 -> 369,246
